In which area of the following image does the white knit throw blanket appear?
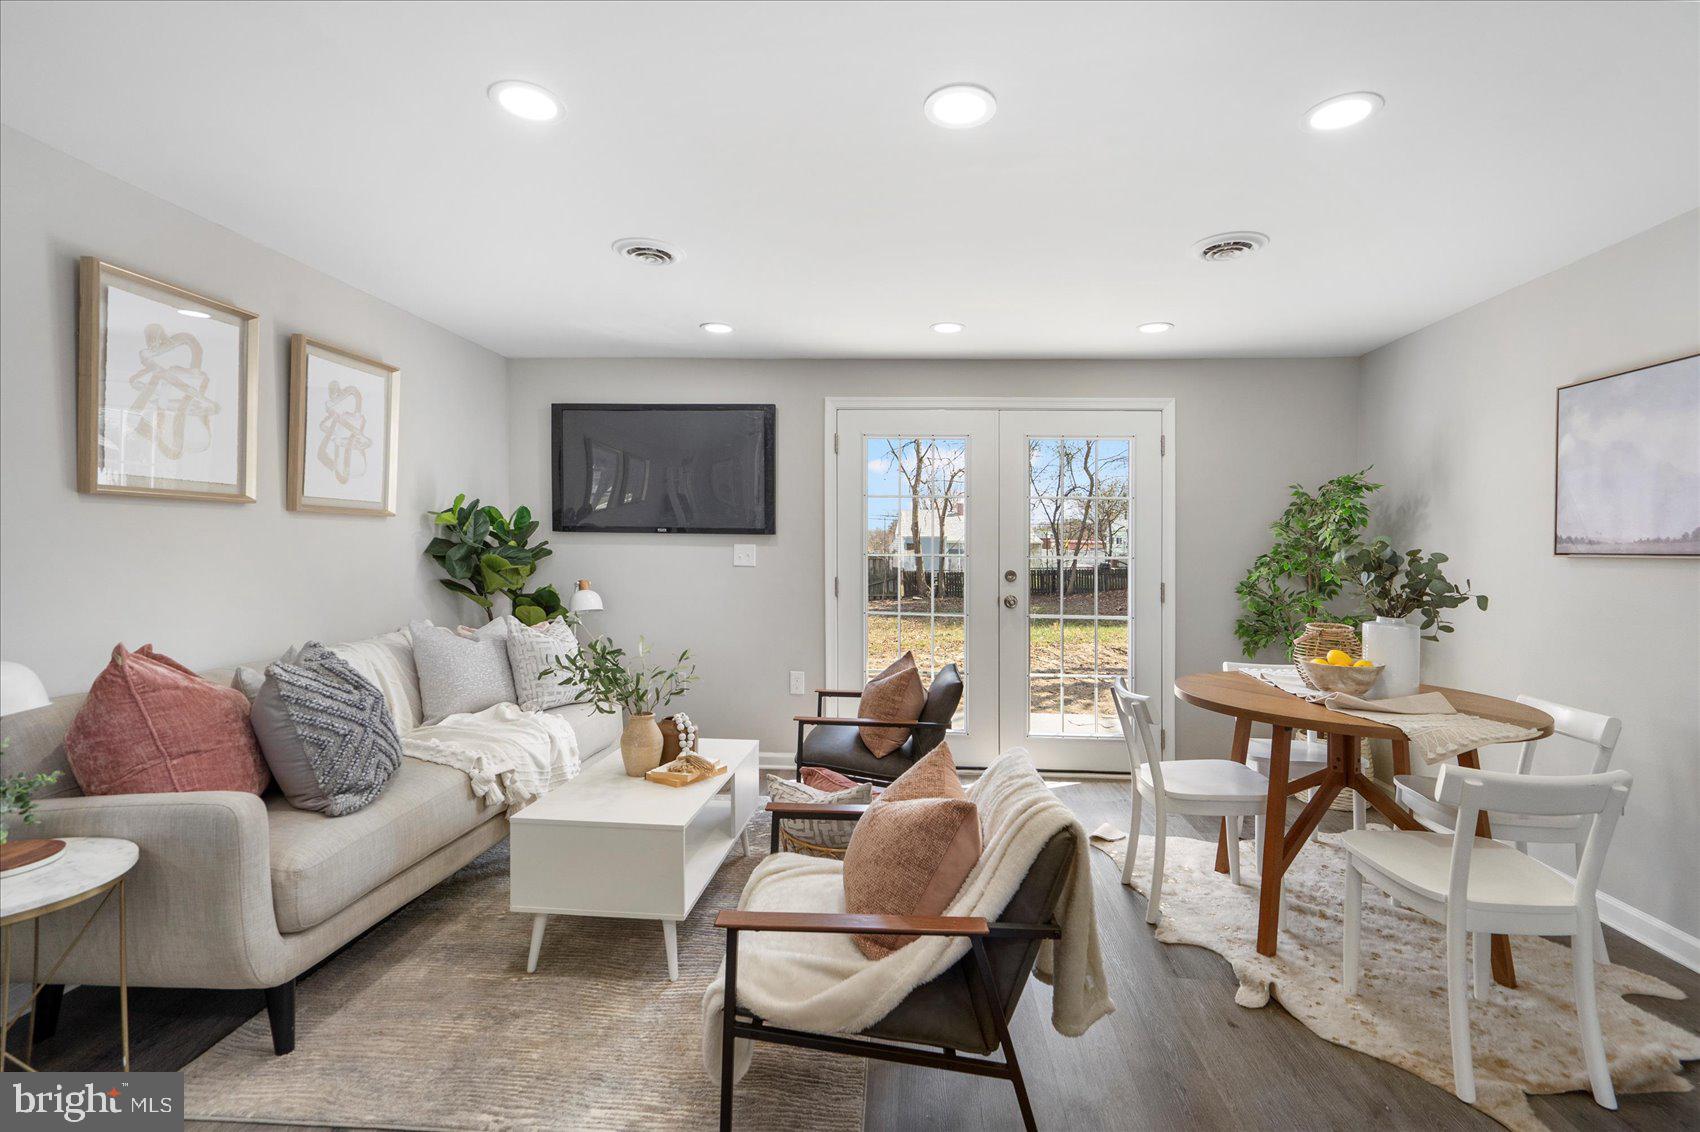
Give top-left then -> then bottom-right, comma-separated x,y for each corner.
701,750 -> 1112,1084
402,702 -> 581,808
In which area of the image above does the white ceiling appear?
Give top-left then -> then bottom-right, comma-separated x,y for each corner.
2,1 -> 1696,359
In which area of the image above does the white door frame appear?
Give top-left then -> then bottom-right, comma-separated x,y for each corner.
823,395 -> 1178,771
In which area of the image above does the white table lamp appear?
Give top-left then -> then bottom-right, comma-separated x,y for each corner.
568,579 -> 603,614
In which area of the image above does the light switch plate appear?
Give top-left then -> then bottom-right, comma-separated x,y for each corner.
733,544 -> 757,567
789,670 -> 806,695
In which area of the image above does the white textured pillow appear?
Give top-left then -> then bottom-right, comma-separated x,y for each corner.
409,619 -> 515,724
504,616 -> 580,711
331,629 -> 423,733
765,774 -> 874,853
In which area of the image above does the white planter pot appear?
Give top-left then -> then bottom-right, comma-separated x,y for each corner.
1362,616 -> 1421,698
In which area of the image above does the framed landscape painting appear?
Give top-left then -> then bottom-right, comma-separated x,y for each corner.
1555,353 -> 1700,557
287,334 -> 400,515
77,258 -> 259,501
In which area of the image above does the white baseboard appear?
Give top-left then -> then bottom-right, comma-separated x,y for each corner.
759,751 -> 793,773
1599,891 -> 1700,973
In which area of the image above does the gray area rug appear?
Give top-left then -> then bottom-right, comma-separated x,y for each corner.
184,822 -> 864,1130
1093,828 -> 1699,1132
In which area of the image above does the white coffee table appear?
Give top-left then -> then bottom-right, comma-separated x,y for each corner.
510,737 -> 759,980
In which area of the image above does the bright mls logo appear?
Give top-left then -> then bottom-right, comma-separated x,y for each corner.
7,1074 -> 182,1130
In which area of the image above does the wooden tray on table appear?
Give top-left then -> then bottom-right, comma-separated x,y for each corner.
646,756 -> 728,788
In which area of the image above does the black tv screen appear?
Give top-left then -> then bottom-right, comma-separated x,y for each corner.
551,404 -> 776,534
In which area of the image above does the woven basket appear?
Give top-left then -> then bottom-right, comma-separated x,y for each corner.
1291,622 -> 1361,690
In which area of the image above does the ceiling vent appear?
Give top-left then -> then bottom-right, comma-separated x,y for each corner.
611,238 -> 683,265
1192,231 -> 1269,263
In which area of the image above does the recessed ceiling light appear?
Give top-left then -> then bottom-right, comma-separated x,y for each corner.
1304,91 -> 1384,132
176,308 -> 212,319
489,80 -> 563,122
1137,322 -> 1173,334
931,322 -> 965,334
923,84 -> 996,129
700,322 -> 733,334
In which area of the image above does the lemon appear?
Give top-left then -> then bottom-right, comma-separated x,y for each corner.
1353,658 -> 1375,668
1325,649 -> 1353,666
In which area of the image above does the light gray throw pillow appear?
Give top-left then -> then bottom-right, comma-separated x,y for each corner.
250,642 -> 403,816
410,619 -> 516,723
504,615 -> 580,711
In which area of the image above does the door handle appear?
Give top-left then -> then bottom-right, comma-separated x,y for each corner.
1004,569 -> 1018,583
1003,595 -> 1018,609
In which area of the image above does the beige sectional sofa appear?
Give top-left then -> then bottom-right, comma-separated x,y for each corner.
0,634 -> 618,1054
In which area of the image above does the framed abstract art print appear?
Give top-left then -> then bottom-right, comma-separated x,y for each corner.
287,334 -> 400,516
77,258 -> 259,501
1555,353 -> 1699,557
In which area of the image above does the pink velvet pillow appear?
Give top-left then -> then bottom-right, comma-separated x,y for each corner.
801,767 -> 860,792
66,645 -> 271,797
842,743 -> 980,958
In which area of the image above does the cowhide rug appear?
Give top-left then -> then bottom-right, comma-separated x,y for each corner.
1092,828 -> 1699,1131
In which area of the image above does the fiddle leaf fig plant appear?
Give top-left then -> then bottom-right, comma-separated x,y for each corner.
1338,537 -> 1489,641
423,495 -> 557,621
546,635 -> 697,717
1234,469 -> 1381,657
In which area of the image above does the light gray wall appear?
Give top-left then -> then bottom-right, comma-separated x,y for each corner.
508,358 -> 1361,756
1360,209 -> 1700,938
0,126 -> 510,694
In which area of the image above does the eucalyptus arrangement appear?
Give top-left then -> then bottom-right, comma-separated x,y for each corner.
547,636 -> 698,777
423,495 -> 563,624
1235,469 -> 1381,657
1,739 -> 61,847
1338,537 -> 1489,640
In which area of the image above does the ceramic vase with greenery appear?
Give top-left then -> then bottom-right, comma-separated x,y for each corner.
423,496 -> 566,625
1338,537 -> 1489,696
1235,469 -> 1380,658
547,637 -> 698,777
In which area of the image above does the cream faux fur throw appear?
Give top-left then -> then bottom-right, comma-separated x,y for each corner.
702,749 -> 1112,1083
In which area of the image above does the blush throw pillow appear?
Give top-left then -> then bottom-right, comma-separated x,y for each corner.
409,619 -> 516,723
858,651 -> 926,757
250,643 -> 403,815
801,766 -> 860,792
841,742 -> 980,958
66,644 -> 271,796
504,615 -> 580,711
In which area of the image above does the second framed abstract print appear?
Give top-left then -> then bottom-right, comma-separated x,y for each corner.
288,335 -> 400,516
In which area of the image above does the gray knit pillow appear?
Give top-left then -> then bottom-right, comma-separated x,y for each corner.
251,643 -> 403,816
409,619 -> 516,723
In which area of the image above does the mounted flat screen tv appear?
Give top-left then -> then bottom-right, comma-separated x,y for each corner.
551,403 -> 776,534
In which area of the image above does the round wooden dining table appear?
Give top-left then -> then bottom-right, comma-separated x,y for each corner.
1174,671 -> 1555,987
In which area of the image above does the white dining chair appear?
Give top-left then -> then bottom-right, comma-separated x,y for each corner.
1340,764 -> 1631,1109
1111,678 -> 1273,925
1394,695 -> 1622,961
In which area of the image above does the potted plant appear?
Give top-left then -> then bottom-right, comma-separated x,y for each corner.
1234,469 -> 1380,658
1338,538 -> 1489,696
2,738 -> 62,872
548,636 -> 698,777
423,496 -> 562,623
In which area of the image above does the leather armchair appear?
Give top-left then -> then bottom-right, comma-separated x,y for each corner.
794,664 -> 964,784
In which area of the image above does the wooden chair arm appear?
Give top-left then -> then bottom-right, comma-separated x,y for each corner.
764,801 -> 868,821
715,910 -> 989,937
792,715 -> 946,730
814,689 -> 863,698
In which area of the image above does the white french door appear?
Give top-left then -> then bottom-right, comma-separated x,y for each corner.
833,407 -> 1165,773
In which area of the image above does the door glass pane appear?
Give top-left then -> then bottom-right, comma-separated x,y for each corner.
1026,436 -> 1135,737
863,436 -> 968,727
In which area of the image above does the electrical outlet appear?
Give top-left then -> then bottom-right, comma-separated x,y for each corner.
789,670 -> 806,695
733,544 -> 757,567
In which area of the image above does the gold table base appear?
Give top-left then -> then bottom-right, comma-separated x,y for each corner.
1,877 -> 128,1072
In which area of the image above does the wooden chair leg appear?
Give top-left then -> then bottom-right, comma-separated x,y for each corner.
1573,919 -> 1617,1109
1147,799 -> 1168,925
1446,921 -> 1476,1104
1472,932 -> 1491,1000
1122,785 -> 1143,888
971,938 -> 1037,1132
1342,865 -> 1361,995
1576,844 -> 1610,964
1225,821 -> 1241,885
265,979 -> 296,1056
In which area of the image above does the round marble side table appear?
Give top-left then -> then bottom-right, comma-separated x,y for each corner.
1,836 -> 139,1070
